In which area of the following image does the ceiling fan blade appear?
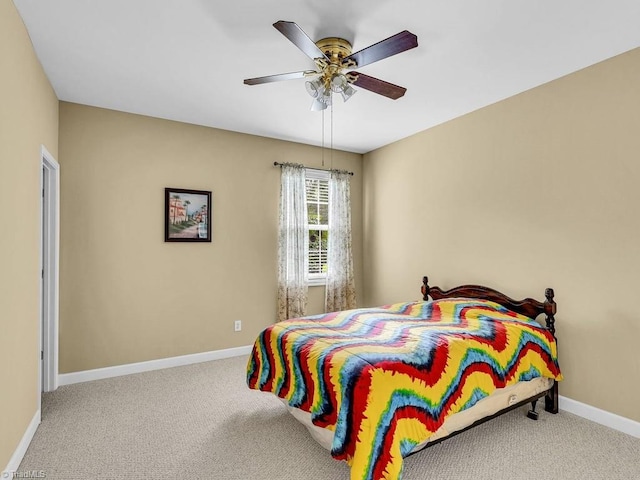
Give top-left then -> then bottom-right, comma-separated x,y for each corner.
349,72 -> 407,100
343,30 -> 418,69
273,21 -> 328,60
244,70 -> 316,85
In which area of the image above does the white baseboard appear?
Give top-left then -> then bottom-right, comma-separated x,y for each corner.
52,350 -> 639,440
58,345 -> 253,386
2,409 -> 41,477
559,395 -> 640,438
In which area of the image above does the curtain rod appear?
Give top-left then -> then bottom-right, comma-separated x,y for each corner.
273,162 -> 354,176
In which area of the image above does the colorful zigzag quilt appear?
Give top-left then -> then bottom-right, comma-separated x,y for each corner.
247,298 -> 562,480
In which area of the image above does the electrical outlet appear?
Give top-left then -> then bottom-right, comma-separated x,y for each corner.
234,320 -> 242,332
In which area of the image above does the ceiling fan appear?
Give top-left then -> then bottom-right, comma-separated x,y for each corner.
243,21 -> 418,110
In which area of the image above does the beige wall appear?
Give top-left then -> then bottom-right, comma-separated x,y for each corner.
2,2 -> 636,465
58,102 -> 363,373
363,48 -> 640,422
0,0 -> 59,469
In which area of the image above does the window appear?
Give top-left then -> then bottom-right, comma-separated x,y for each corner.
305,169 -> 329,285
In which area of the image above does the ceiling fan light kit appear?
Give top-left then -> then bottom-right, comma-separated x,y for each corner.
244,21 -> 418,111
305,78 -> 324,98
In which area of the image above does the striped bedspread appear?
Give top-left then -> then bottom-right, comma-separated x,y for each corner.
246,298 -> 563,480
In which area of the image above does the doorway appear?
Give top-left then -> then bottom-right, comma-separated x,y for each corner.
40,146 -> 59,395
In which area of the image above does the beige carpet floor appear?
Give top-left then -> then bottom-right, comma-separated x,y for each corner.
18,355 -> 640,479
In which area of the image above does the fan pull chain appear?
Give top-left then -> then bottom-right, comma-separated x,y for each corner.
321,108 -> 325,167
330,102 -> 333,171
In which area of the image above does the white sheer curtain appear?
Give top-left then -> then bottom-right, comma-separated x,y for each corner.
277,163 -> 308,322
325,170 -> 356,312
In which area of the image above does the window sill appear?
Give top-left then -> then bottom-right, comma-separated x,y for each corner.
308,277 -> 327,287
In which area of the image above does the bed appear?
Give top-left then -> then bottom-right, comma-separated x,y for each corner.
246,277 -> 562,480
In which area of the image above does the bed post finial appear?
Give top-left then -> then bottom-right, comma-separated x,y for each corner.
544,287 -> 556,337
421,276 -> 430,301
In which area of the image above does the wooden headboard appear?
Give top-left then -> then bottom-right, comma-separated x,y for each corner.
421,276 -> 557,337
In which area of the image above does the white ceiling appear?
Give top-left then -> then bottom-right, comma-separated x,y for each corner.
14,0 -> 640,154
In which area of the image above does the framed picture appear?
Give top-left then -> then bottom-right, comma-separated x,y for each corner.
164,188 -> 212,242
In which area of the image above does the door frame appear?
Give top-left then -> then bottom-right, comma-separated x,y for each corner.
40,145 -> 59,394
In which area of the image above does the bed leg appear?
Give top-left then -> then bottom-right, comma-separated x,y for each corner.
545,380 -> 559,414
527,399 -> 539,420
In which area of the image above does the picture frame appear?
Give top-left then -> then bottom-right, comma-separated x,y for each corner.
164,188 -> 212,242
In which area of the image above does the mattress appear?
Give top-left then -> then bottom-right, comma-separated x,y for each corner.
283,377 -> 553,453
